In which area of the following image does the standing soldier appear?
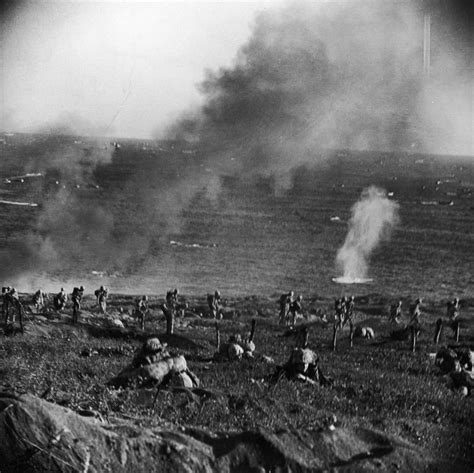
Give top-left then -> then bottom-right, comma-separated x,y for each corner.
435,297 -> 461,344
278,291 -> 294,326
161,288 -> 185,334
389,300 -> 403,324
344,295 -> 356,347
71,286 -> 85,324
208,290 -> 222,320
334,298 -> 344,329
6,288 -> 25,332
2,286 -> 11,325
136,296 -> 149,330
289,295 -> 303,327
95,286 -> 108,314
32,289 -> 47,314
447,297 -> 460,321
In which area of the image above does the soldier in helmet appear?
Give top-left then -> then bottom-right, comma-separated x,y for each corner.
95,286 -> 108,314
389,300 -> 403,324
447,297 -> 460,321
136,295 -> 149,330
435,297 -> 461,344
71,286 -> 85,323
289,295 -> 303,327
208,290 -> 222,320
32,289 -> 47,314
410,298 -> 423,327
2,286 -> 11,325
53,288 -> 67,311
278,291 -> 294,326
5,287 -> 25,331
161,288 -> 186,334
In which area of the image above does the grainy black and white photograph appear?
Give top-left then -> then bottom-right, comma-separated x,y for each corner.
0,0 -> 473,471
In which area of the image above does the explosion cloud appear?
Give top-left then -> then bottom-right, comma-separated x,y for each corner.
336,186 -> 400,281
1,0 -> 471,289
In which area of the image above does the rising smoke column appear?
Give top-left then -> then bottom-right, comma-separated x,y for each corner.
336,186 -> 400,281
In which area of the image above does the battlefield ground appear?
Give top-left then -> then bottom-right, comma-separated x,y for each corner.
0,136 -> 473,471
0,292 -> 473,471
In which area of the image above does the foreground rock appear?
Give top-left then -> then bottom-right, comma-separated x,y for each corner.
0,392 -> 459,473
108,337 -> 199,389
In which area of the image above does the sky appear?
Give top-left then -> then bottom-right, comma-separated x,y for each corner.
1,0 -> 282,138
1,0 -> 472,154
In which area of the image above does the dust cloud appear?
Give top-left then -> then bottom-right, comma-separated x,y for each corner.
2,0 -> 472,289
336,186 -> 400,280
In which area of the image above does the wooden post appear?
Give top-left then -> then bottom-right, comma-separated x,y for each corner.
249,318 -> 256,342
215,322 -> 220,351
434,319 -> 443,345
332,324 -> 338,351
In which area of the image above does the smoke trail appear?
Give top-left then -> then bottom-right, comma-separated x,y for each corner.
336,186 -> 400,280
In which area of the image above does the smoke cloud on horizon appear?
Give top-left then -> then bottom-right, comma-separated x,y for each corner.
1,0 -> 472,290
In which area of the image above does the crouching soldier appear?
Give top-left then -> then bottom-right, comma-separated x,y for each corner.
53,288 -> 67,311
32,289 -> 47,314
71,286 -> 85,324
207,290 -> 222,320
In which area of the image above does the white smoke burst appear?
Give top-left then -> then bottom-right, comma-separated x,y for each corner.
336,186 -> 400,281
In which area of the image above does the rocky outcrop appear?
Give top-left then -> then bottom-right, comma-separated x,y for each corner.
0,392 -> 455,473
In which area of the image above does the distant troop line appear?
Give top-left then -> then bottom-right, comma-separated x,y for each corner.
1,285 -> 464,349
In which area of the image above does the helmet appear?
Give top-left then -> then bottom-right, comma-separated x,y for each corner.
350,296 -> 354,301
142,295 -> 148,301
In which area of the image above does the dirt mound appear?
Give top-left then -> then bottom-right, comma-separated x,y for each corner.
0,392 -> 458,473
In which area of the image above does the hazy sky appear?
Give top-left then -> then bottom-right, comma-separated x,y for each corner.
1,0 -> 281,138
